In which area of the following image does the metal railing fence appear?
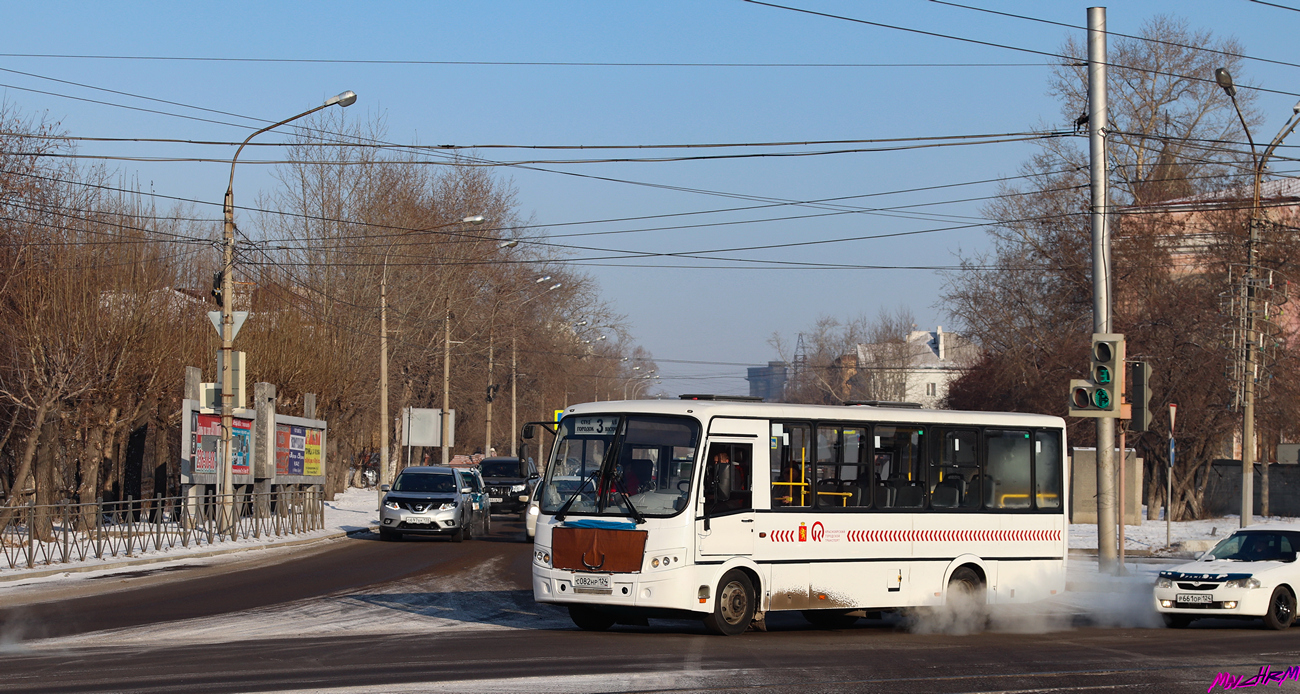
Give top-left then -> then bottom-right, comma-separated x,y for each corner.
0,489 -> 326,571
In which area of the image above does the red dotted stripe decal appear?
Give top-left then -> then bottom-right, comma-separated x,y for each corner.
768,529 -> 1062,542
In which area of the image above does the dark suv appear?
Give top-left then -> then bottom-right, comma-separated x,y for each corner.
479,456 -> 538,514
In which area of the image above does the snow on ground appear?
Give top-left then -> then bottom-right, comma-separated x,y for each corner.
1068,507 -> 1299,553
0,486 -> 382,582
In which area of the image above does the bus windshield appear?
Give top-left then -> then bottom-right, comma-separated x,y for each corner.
540,414 -> 700,518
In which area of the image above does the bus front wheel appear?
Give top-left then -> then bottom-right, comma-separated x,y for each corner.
704,569 -> 756,636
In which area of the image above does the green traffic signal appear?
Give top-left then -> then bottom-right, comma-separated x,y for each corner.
1095,364 -> 1111,384
1092,388 -> 1111,409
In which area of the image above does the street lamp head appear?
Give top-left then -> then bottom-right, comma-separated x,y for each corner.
548,283 -> 562,290
1214,68 -> 1237,98
574,320 -> 588,327
1293,100 -> 1300,115
498,239 -> 519,249
536,276 -> 552,283
325,90 -> 358,108
462,215 -> 486,225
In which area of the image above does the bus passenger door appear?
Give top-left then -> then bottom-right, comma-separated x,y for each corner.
698,430 -> 760,556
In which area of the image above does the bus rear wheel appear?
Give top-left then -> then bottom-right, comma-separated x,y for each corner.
704,570 -> 756,636
948,567 -> 985,606
569,605 -> 615,632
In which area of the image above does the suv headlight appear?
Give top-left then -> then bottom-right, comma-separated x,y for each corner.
511,484 -> 527,492
1223,577 -> 1262,589
383,501 -> 401,510
1156,577 -> 1173,589
439,502 -> 457,510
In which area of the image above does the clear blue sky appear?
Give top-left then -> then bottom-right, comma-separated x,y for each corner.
2,1 -> 1297,396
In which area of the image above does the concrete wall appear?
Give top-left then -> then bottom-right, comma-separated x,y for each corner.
1070,448 -> 1143,525
1203,460 -> 1300,517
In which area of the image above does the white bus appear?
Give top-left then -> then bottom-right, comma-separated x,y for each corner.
529,396 -> 1067,635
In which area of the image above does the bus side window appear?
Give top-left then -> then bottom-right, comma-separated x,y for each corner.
1034,431 -> 1062,509
985,430 -> 1032,509
874,425 -> 926,509
929,429 -> 978,509
771,422 -> 811,508
705,443 -> 752,515
814,425 -> 869,509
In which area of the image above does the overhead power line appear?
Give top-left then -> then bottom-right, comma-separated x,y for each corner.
0,53 -> 1044,68
929,0 -> 1300,72
741,0 -> 1300,99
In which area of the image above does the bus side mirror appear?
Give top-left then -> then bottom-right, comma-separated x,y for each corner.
522,424 -> 535,440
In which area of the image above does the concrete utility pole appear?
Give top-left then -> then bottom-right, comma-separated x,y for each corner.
220,90 -> 355,530
511,335 -> 518,458
485,323 -> 495,455
1087,7 -> 1118,570
378,260 -> 389,506
1213,67 -> 1300,527
442,298 -> 453,465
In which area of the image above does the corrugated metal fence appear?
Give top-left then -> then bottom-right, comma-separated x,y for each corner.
0,490 -> 325,571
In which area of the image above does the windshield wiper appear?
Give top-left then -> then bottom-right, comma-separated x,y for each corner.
554,473 -> 598,522
610,473 -> 647,525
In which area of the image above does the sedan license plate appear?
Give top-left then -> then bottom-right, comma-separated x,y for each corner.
405,516 -> 433,524
489,497 -> 503,503
573,573 -> 612,594
1177,593 -> 1213,604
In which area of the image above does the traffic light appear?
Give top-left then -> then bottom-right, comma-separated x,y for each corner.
1090,333 -> 1124,415
1130,361 -> 1152,431
211,271 -> 223,307
1067,333 -> 1125,418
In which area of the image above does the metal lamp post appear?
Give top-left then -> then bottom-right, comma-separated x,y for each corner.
508,280 -> 562,456
220,90 -> 355,531
1214,68 -> 1300,527
379,214 -> 484,504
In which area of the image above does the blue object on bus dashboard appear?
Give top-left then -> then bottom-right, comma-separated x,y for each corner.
561,519 -> 638,530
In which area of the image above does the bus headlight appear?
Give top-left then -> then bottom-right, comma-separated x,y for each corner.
534,550 -> 551,567
528,505 -> 540,516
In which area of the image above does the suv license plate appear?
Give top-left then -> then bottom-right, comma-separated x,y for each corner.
1177,593 -> 1213,604
489,497 -> 503,502
573,574 -> 612,594
405,516 -> 433,524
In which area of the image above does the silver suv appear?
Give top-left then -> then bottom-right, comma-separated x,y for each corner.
379,466 -> 474,542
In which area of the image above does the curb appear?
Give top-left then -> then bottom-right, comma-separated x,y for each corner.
0,527 -> 375,583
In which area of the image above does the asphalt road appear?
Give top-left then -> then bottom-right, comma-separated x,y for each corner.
1,517 -> 1297,694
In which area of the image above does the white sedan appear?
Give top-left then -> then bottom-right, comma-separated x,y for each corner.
1155,524 -> 1300,630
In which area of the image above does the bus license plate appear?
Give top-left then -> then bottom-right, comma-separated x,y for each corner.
1177,593 -> 1212,604
573,574 -> 612,594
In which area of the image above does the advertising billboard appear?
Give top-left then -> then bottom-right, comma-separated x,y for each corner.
277,423 -> 325,477
192,412 -> 252,476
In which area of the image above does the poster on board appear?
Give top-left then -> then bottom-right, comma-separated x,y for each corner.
304,428 -> 322,476
192,413 -> 252,475
275,424 -> 306,475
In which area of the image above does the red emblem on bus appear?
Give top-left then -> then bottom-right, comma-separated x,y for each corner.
811,521 -> 824,542
798,523 -> 807,542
